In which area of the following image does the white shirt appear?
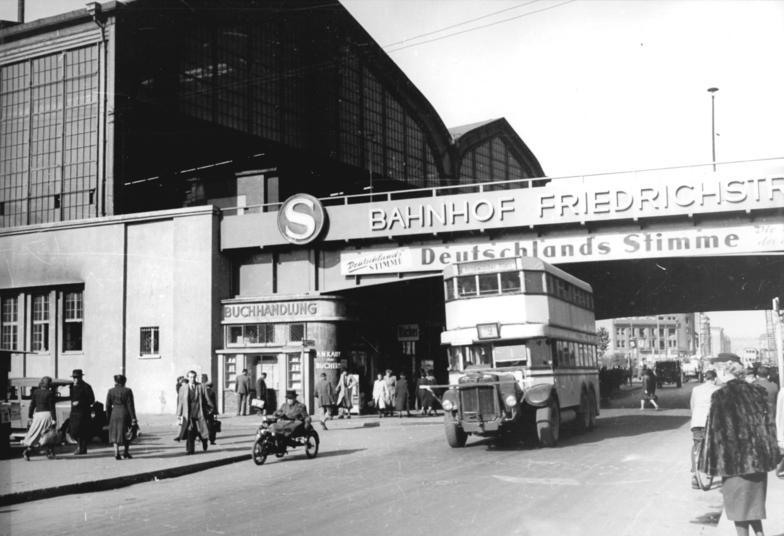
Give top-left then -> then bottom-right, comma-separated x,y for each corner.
690,381 -> 721,429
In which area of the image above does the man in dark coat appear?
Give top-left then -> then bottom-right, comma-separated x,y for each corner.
202,374 -> 218,445
270,390 -> 310,442
69,369 -> 95,455
313,372 -> 336,430
394,373 -> 412,417
255,372 -> 268,415
235,368 -> 250,416
177,370 -> 214,454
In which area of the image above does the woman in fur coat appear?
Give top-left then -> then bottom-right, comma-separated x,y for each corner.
699,362 -> 779,536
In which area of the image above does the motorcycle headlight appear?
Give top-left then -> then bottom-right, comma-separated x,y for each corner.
504,394 -> 517,407
442,399 -> 455,411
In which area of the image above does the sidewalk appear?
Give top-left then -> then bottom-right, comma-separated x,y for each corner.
0,412 -> 426,506
0,413 -> 263,506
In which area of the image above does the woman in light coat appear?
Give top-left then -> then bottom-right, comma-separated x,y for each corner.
335,370 -> 355,419
372,373 -> 388,418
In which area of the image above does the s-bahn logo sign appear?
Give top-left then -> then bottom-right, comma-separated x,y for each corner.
277,194 -> 326,245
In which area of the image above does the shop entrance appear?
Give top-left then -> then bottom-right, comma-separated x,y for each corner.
251,354 -> 280,413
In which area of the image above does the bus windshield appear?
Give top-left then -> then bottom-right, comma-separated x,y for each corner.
448,339 -> 552,371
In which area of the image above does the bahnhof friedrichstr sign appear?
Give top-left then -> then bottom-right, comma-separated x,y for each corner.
220,174 -> 784,250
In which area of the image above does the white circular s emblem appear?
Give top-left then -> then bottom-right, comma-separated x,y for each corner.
277,194 -> 326,245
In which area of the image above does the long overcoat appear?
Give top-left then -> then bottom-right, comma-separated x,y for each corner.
176,383 -> 213,439
69,381 -> 95,440
314,378 -> 337,407
699,379 -> 779,477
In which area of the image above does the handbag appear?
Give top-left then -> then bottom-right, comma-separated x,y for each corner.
213,418 -> 222,433
250,398 -> 265,409
40,426 -> 60,446
125,422 -> 140,442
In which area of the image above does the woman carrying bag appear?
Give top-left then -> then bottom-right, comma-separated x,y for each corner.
22,376 -> 57,461
106,374 -> 138,460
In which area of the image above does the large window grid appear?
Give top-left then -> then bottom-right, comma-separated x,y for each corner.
0,45 -> 99,227
459,136 -> 528,185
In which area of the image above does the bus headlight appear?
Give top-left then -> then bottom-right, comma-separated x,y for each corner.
504,395 -> 517,407
442,399 -> 455,411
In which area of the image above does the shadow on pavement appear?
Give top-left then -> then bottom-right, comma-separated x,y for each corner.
690,511 -> 721,526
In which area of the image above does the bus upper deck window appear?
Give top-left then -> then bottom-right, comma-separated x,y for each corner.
444,279 -> 455,301
500,272 -> 521,293
457,276 -> 477,297
478,274 -> 499,295
524,271 -> 545,293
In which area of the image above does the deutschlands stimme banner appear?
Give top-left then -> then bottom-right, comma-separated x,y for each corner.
340,223 -> 784,276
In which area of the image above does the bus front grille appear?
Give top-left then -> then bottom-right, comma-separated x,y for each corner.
459,386 -> 497,420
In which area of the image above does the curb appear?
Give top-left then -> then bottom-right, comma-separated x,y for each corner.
0,453 -> 250,507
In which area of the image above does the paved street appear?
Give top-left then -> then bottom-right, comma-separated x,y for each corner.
1,382 -> 781,536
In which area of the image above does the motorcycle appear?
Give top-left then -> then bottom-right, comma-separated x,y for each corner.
251,416 -> 319,465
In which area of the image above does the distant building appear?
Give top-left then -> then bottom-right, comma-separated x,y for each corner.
597,313 -> 696,367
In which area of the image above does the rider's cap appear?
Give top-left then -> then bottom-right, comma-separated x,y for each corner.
285,389 -> 298,399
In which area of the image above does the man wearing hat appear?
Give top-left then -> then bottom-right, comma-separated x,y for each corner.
69,369 -> 95,455
270,389 -> 310,443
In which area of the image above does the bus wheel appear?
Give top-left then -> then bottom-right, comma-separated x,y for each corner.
536,398 -> 560,447
445,421 -> 467,448
587,389 -> 597,430
574,391 -> 590,434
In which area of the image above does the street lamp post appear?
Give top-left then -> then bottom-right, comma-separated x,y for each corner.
707,87 -> 719,171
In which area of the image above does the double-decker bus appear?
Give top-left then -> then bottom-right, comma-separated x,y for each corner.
439,256 -> 599,448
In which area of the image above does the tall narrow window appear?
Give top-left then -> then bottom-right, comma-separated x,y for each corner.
1,296 -> 18,350
32,294 -> 50,352
140,326 -> 159,355
63,290 -> 83,351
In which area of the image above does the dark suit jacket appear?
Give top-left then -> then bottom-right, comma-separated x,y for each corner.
236,374 -> 251,395
69,381 -> 95,439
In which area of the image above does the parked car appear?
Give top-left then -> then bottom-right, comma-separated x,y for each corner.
654,360 -> 682,388
7,377 -> 108,444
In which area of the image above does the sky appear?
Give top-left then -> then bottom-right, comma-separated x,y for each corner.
2,0 -> 780,343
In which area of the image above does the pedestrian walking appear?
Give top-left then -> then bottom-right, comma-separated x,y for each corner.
254,372 -> 268,415
314,372 -> 336,430
69,369 -> 95,455
640,366 -> 660,410
700,362 -> 779,536
372,373 -> 389,417
202,374 -> 219,445
235,368 -> 251,416
689,368 -> 720,488
106,374 -> 137,460
419,370 -> 439,416
335,369 -> 355,419
22,376 -> 57,461
394,372 -> 412,417
755,367 -> 779,418
383,369 -> 396,417
176,370 -> 214,454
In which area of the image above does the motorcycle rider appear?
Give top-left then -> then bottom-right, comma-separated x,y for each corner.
269,390 -> 310,447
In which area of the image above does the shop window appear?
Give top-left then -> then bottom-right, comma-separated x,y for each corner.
224,356 -> 237,390
140,326 -> 160,356
289,323 -> 304,342
1,295 -> 18,350
31,294 -> 49,352
63,290 -> 83,352
226,323 -> 276,346
444,279 -> 455,301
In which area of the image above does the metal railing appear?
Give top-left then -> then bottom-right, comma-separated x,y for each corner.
218,156 -> 784,216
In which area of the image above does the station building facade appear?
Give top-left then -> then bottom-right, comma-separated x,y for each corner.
0,0 -> 544,413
